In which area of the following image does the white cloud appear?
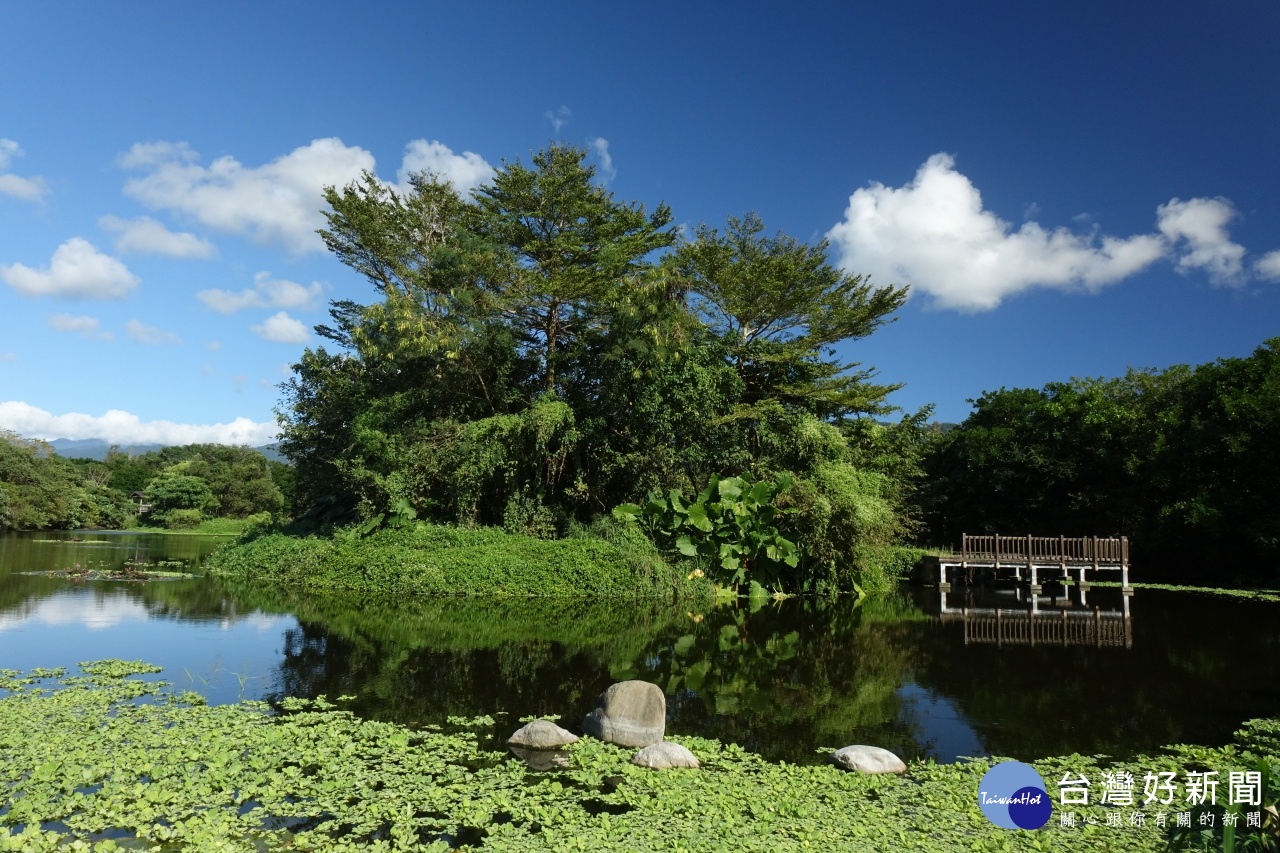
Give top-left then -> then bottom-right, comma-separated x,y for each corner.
1156,197 -> 1247,285
396,139 -> 494,194
0,352 -> 16,363
99,215 -> 216,259
252,311 -> 309,344
1255,250 -> 1280,281
0,238 -> 139,299
49,313 -> 112,341
0,138 -> 50,203
121,138 -> 377,253
545,105 -> 572,133
590,137 -> 616,183
197,270 -> 323,314
828,154 -> 1168,310
126,319 -> 182,345
0,400 -> 278,445
206,340 -> 222,351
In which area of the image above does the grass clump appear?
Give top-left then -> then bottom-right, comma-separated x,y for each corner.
205,520 -> 711,599
2,663 -> 1276,851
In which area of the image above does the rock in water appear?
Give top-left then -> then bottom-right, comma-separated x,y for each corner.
509,746 -> 571,771
832,745 -> 907,775
507,720 -> 579,749
581,680 -> 666,748
631,742 -> 699,769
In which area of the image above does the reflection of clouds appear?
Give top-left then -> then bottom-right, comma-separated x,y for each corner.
0,592 -> 150,631
218,612 -> 290,633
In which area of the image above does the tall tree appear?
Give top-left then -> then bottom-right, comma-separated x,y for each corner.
469,144 -> 677,393
668,213 -> 907,418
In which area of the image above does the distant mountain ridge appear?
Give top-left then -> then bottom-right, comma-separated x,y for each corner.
47,438 -> 286,463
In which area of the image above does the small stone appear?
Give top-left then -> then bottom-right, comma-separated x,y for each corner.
582,680 -> 665,748
832,745 -> 906,775
631,741 -> 699,769
507,720 -> 579,749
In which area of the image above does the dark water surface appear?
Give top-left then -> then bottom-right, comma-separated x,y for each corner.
2,530 -> 1277,765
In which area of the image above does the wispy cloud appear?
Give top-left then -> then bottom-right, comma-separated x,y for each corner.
0,400 -> 278,445
126,319 -> 183,345
545,105 -> 572,133
1,238 -> 138,299
99,215 -> 216,259
251,311 -> 309,344
827,153 -> 1277,311
49,313 -> 113,341
0,138 -> 50,203
590,137 -> 616,183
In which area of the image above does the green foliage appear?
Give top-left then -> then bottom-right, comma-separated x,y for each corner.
614,472 -> 798,589
0,430 -> 133,531
2,663 -> 1275,851
669,212 -> 907,419
164,507 -> 204,529
922,337 -> 1280,580
207,522 -> 706,600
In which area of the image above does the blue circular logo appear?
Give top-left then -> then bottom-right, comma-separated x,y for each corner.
978,761 -> 1052,830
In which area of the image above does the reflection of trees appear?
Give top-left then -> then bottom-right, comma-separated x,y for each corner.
231,580 -> 938,764
0,532 -> 260,624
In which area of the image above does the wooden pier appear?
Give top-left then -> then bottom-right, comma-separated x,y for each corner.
925,533 -> 1131,593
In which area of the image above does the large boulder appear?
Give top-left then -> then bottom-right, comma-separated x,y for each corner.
507,720 -> 579,750
582,680 -> 666,748
832,745 -> 906,775
632,742 -> 699,769
509,746 -> 571,771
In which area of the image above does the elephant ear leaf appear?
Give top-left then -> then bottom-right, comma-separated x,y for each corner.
611,503 -> 642,523
676,535 -> 699,557
685,503 -> 714,533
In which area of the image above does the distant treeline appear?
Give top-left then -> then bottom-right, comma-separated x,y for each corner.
0,434 -> 292,531
919,337 -> 1280,582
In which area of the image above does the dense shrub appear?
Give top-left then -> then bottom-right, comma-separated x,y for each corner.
206,522 -> 710,600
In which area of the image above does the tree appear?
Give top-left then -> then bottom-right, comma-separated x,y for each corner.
668,213 -> 907,419
469,144 -> 677,394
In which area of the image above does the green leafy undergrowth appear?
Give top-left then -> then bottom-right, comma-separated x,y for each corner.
206,523 -> 712,599
3,663 -> 1276,851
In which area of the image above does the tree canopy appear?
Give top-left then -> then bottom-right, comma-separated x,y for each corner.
278,143 -> 914,591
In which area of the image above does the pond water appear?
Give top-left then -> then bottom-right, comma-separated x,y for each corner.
2,530 -> 1278,766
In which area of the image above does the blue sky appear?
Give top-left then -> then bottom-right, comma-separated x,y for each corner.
2,2 -> 1278,445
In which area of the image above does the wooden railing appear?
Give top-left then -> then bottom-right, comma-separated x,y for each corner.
961,534 -> 1128,567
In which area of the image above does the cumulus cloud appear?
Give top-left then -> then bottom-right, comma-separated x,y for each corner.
825,154 -> 1279,311
126,319 -> 182,345
0,400 -> 278,445
121,138 -> 377,253
1155,197 -> 1248,285
99,215 -> 216,259
197,270 -> 323,314
0,352 -> 17,363
590,137 -> 616,183
49,313 -> 113,341
545,105 -> 572,133
396,139 -> 494,194
0,138 -> 50,203
0,238 -> 138,299
1256,251 -> 1280,281
251,311 -> 309,344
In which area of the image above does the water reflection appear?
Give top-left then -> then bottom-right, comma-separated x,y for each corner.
3,530 -> 1279,767
939,583 -> 1133,648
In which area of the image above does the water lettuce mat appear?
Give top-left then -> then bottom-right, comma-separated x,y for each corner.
1,663 -> 1275,851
